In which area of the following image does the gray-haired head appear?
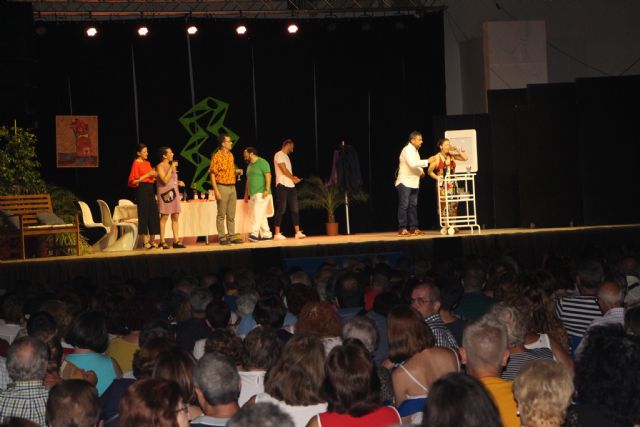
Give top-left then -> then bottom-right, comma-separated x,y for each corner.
342,316 -> 378,354
462,316 -> 508,372
236,294 -> 258,317
7,336 -> 48,381
485,303 -> 526,347
227,402 -> 294,427
193,352 -> 240,406
190,288 -> 214,313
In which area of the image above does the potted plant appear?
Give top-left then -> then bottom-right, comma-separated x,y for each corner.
297,176 -> 368,236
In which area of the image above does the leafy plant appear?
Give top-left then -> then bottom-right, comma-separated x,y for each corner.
297,176 -> 369,223
47,184 -> 91,255
0,125 -> 47,195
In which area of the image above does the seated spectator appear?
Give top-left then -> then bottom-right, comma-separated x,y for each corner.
25,312 -> 66,388
191,353 -> 241,426
175,289 -> 214,352
100,336 -> 175,427
152,347 -> 201,421
0,295 -> 24,345
193,300 -> 232,359
455,262 -> 494,321
63,311 -> 121,396
253,296 -> 292,343
387,305 -> 459,424
203,329 -> 245,368
118,378 -> 190,427
513,360 -> 574,427
460,316 -> 519,427
366,291 -> 400,366
436,277 -> 466,347
46,379 -> 100,427
333,273 -> 365,325
228,402 -> 294,427
625,304 -> 640,335
239,327 -> 282,406
295,302 -> 342,355
342,316 -> 394,405
254,333 -> 327,427
486,303 -> 553,380
307,339 -> 401,427
421,373 -> 502,427
0,337 -> 49,425
106,298 -> 155,373
410,283 -> 458,349
568,324 -> 640,427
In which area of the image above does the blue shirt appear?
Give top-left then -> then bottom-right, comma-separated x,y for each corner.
66,353 -> 118,396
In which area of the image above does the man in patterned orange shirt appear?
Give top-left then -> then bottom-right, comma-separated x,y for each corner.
210,134 -> 243,245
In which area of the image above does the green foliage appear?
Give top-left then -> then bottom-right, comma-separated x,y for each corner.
0,125 -> 47,195
46,184 -> 91,255
297,176 -> 369,223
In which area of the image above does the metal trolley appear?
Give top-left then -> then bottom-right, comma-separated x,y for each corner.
438,172 -> 481,235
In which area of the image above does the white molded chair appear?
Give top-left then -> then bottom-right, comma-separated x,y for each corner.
77,200 -> 114,251
97,199 -> 138,251
118,199 -> 135,206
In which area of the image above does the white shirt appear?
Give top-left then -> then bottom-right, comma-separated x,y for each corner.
395,143 -> 429,189
274,150 -> 295,188
238,370 -> 266,406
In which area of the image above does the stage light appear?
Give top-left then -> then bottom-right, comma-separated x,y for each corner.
287,23 -> 299,34
236,25 -> 247,35
187,25 -> 198,35
86,27 -> 98,37
137,26 -> 149,37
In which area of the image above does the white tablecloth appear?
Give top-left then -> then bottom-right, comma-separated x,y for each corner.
113,200 -> 253,238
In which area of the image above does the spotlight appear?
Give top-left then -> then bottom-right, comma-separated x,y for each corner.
236,25 -> 247,36
137,26 -> 149,37
86,27 -> 98,37
287,23 -> 299,34
187,25 -> 198,35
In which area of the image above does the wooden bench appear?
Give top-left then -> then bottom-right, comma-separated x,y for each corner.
0,194 -> 80,259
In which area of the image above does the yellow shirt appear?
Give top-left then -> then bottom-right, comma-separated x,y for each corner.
106,337 -> 139,373
209,149 -> 236,185
479,376 -> 520,427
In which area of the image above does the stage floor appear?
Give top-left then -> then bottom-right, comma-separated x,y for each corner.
2,224 -> 639,286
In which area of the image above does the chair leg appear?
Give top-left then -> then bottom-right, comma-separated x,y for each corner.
20,233 -> 26,259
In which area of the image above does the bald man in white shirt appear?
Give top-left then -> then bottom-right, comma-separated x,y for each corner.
395,131 -> 429,236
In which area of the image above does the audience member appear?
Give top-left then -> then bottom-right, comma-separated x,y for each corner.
295,302 -> 342,354
513,360 -> 574,427
436,277 -> 466,347
203,329 -> 244,367
254,333 -> 327,427
175,288 -> 213,352
410,283 -> 458,349
387,305 -> 459,424
0,296 -> 24,346
625,304 -> 640,335
239,327 -> 282,406
421,373 -> 503,427
460,317 -> 518,427
307,339 -> 401,427
333,273 -> 365,325
118,378 -> 190,427
228,402 -> 294,427
455,262 -> 494,321
191,353 -> 241,426
366,291 -> 398,366
46,379 -> 100,427
0,337 -> 49,425
193,300 -> 232,359
253,296 -> 292,343
152,347 -> 201,420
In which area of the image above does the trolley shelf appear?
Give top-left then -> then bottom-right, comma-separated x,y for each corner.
437,172 -> 481,235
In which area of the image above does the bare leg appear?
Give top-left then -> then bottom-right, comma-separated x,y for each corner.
159,215 -> 169,243
171,213 -> 180,243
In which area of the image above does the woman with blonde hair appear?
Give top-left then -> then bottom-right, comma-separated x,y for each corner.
513,360 -> 574,427
387,305 -> 459,424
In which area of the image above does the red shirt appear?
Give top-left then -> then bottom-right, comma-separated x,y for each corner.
317,406 -> 401,427
128,160 -> 155,188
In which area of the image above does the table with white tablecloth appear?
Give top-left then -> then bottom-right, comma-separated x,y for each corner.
113,200 -> 253,239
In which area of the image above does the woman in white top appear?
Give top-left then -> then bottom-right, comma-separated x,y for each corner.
238,327 -> 283,406
249,333 -> 327,427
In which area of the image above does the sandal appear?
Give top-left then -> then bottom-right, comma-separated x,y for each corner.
143,242 -> 153,250
161,242 -> 170,250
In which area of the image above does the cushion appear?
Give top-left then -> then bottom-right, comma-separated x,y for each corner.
36,212 -> 65,225
0,209 -> 19,230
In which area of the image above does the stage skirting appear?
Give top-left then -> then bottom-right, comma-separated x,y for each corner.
1,225 -> 640,287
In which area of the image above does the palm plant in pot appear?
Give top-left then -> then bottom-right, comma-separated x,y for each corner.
297,176 -> 368,236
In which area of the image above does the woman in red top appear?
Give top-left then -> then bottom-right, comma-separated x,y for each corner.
306,339 -> 401,427
128,144 -> 161,249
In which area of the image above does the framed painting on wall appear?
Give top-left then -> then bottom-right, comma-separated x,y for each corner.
55,115 -> 99,168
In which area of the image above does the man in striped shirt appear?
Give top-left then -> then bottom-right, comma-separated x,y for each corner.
554,259 -> 603,353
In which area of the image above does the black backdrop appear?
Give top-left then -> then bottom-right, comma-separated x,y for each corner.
3,10 -> 447,235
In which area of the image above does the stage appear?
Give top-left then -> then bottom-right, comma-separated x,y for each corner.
2,224 -> 640,287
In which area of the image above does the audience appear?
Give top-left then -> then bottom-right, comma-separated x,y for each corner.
410,283 -> 459,349
0,337 -> 49,425
228,402 -> 294,427
421,373 -> 503,427
191,353 -> 241,426
46,379 -> 100,427
239,327 -> 282,406
513,360 -> 574,427
307,339 -> 401,427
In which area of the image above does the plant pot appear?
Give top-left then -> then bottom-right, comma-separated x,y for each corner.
325,222 -> 339,236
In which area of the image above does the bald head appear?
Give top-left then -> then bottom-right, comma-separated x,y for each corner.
597,281 -> 624,311
7,336 -> 48,381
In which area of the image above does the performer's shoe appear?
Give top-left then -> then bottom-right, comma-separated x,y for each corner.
273,233 -> 287,240
398,229 -> 410,237
295,231 -> 307,239
248,234 -> 261,242
161,241 -> 170,250
230,234 -> 244,244
411,229 -> 424,236
172,241 -> 186,248
219,236 -> 230,245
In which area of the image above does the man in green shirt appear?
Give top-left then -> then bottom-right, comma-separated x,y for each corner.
243,147 -> 273,241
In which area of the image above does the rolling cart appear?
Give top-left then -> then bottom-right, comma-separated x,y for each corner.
438,172 -> 481,235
